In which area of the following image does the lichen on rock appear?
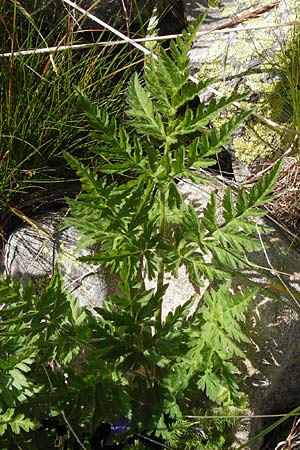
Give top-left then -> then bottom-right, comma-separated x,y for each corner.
187,0 -> 298,165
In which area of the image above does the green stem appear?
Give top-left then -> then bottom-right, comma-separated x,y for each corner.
157,188 -> 166,294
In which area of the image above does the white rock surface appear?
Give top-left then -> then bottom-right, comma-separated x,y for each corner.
3,210 -> 120,309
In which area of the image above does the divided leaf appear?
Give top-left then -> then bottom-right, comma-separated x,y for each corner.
0,409 -> 36,436
127,73 -> 166,140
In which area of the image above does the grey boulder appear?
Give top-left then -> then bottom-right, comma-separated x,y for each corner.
3,210 -> 119,309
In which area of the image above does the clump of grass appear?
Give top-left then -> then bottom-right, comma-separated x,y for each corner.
260,25 -> 300,236
264,25 -> 300,150
0,0 -> 141,217
163,405 -> 243,450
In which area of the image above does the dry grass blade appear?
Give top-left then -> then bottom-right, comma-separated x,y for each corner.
274,417 -> 300,450
1,21 -> 300,58
8,206 -> 54,239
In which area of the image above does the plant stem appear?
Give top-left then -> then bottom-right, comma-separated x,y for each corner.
157,189 -> 166,296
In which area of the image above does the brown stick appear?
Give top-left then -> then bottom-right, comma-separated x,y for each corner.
208,0 -> 280,33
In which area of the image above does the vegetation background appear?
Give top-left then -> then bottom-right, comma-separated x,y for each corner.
0,1 -> 300,449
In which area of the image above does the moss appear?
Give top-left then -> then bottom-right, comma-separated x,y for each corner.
208,0 -> 220,8
201,54 -> 294,164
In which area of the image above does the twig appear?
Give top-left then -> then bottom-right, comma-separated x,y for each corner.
1,22 -> 300,58
207,0 -> 280,34
120,0 -> 130,35
203,84 -> 300,137
62,0 -> 153,56
61,410 -> 89,450
240,143 -> 295,186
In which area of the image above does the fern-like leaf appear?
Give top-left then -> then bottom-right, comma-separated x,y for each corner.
169,14 -> 205,68
127,73 -> 166,140
0,408 -> 36,436
187,283 -> 256,403
75,87 -> 117,139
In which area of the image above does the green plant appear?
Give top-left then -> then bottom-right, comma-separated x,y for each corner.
0,13 -> 283,450
207,0 -> 221,8
271,28 -> 299,134
165,405 -> 243,450
62,13 -> 281,442
0,268 -> 88,449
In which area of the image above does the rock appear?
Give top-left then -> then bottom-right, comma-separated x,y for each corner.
197,180 -> 300,450
146,263 -> 209,320
3,210 -> 120,309
185,0 -> 298,176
